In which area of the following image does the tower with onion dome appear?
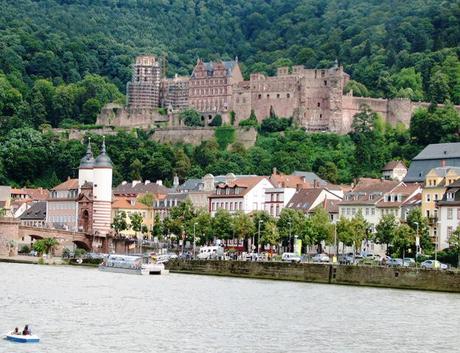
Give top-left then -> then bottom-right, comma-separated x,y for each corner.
78,138 -> 95,190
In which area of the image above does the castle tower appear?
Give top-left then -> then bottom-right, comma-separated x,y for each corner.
78,138 -> 95,190
92,137 -> 113,237
127,55 -> 162,109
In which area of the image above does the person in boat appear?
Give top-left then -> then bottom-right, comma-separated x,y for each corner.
22,325 -> 31,335
11,327 -> 19,335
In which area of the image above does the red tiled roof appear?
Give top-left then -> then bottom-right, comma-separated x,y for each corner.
52,178 -> 79,191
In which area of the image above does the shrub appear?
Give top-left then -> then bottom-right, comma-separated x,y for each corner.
239,110 -> 258,128
209,114 -> 222,127
19,245 -> 30,254
215,126 -> 236,150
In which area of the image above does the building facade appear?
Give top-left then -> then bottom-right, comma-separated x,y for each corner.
437,179 -> 460,250
188,59 -> 243,124
208,176 -> 273,216
421,167 -> 460,242
46,178 -> 79,231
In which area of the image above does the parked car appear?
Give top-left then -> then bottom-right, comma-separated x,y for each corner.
403,258 -> 416,267
28,250 -> 38,257
281,252 -> 301,263
388,258 -> 403,267
421,260 -> 448,270
312,253 -> 330,263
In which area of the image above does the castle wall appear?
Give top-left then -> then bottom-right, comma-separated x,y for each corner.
96,104 -> 169,128
151,127 -> 257,148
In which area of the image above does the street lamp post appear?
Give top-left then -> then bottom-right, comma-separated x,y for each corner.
288,221 -> 292,252
257,220 -> 263,254
193,222 -> 198,259
414,221 -> 419,267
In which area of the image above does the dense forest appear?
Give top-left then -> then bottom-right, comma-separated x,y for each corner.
0,0 -> 459,187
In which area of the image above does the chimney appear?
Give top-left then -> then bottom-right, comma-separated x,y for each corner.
441,159 -> 446,167
156,180 -> 163,186
273,167 -> 277,175
122,181 -> 127,185
132,180 -> 141,187
173,175 -> 179,188
296,183 -> 302,191
144,180 -> 151,185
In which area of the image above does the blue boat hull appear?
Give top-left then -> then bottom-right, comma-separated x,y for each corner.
6,335 -> 40,343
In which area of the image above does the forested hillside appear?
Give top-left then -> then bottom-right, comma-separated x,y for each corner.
0,0 -> 459,187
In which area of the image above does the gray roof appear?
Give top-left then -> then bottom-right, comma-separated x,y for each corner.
413,143 -> 460,160
113,181 -> 169,195
404,143 -> 460,182
291,171 -> 327,185
79,141 -> 95,169
177,179 -> 202,192
20,202 -> 46,220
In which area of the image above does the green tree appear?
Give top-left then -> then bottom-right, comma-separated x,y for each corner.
392,223 -> 415,258
448,227 -> 460,268
151,214 -> 163,239
277,208 -> 304,248
112,211 -> 128,235
406,208 -> 433,254
428,71 -> 450,104
309,208 -> 334,253
350,211 -> 369,253
212,208 -> 233,241
129,213 -> 144,240
232,211 -> 255,243
129,158 -> 143,181
180,109 -> 203,127
374,215 -> 397,254
261,221 -> 279,247
336,217 -> 354,251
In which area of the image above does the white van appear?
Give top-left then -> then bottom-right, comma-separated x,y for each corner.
281,252 -> 301,263
197,246 -> 224,260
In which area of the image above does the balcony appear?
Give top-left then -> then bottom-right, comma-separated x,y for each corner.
427,216 -> 438,225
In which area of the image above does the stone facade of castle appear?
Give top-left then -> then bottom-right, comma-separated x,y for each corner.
97,55 -> 460,134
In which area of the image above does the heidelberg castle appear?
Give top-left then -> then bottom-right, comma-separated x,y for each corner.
97,55 -> 460,134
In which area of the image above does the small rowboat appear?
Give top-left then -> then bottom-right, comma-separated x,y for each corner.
5,334 -> 40,343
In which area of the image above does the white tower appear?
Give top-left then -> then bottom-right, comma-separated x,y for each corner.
78,138 -> 95,190
92,137 -> 113,237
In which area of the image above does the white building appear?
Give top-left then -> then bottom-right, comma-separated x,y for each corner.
382,160 -> 407,181
209,175 -> 273,216
437,179 -> 460,250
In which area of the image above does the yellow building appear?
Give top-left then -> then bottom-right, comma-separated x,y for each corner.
421,167 -> 460,243
111,198 -> 154,238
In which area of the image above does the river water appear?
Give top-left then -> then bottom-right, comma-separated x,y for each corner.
0,263 -> 459,353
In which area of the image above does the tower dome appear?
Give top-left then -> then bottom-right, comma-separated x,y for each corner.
94,137 -> 112,168
79,138 -> 95,169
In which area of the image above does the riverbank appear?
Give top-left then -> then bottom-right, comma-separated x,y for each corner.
166,260 -> 460,293
0,255 -> 64,265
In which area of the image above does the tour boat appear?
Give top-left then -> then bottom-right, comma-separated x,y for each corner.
98,254 -> 168,275
5,334 -> 40,343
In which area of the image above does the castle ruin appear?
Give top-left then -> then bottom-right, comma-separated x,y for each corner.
97,55 -> 460,134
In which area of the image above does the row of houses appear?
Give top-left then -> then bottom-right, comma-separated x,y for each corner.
1,142 -> 460,253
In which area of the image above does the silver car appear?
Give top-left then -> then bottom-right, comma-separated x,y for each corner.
421,260 -> 448,270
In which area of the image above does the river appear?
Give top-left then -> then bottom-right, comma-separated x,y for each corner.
0,263 -> 459,353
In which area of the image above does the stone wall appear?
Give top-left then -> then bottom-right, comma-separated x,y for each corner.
166,260 -> 460,293
0,218 -> 19,256
151,127 -> 257,148
96,103 -> 170,128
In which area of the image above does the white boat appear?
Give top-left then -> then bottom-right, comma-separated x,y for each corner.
98,254 -> 168,275
5,334 -> 40,343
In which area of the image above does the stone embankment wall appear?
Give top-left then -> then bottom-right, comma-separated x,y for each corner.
166,260 -> 460,293
151,127 -> 257,148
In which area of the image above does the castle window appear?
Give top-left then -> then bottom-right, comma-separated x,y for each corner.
324,80 -> 327,86
258,94 -> 261,99
287,93 -> 290,98
267,94 -> 270,98
277,94 -> 280,98
320,114 -> 322,119
317,102 -> 321,107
